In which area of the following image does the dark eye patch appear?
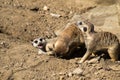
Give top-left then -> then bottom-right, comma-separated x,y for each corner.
40,38 -> 43,41
83,27 -> 87,32
79,22 -> 82,25
34,40 -> 38,43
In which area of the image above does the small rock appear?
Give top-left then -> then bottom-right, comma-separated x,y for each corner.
69,11 -> 73,14
72,68 -> 83,75
100,58 -> 105,65
94,72 -> 99,75
109,65 -> 120,71
59,72 -> 65,75
79,77 -> 86,80
2,70 -> 13,80
59,76 -> 64,80
3,65 -> 9,70
50,13 -> 61,18
43,5 -> 49,11
0,42 -> 5,45
0,41 -> 9,48
67,72 -> 73,77
52,73 -> 56,76
97,66 -> 103,70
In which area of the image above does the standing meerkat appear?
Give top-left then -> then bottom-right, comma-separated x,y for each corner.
76,20 -> 120,63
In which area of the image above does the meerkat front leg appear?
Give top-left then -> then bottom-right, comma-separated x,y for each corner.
45,51 -> 54,55
78,50 -> 92,63
38,49 -> 46,54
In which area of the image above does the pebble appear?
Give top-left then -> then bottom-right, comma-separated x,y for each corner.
0,42 -> 5,45
3,65 -> 9,70
2,70 -> 13,80
72,68 -> 83,75
59,76 -> 64,80
69,11 -> 73,14
67,72 -> 73,77
109,65 -> 120,70
50,13 -> 61,18
43,5 -> 49,11
52,73 -> 56,76
59,72 -> 65,75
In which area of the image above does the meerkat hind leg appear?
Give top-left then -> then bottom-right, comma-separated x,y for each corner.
108,46 -> 119,61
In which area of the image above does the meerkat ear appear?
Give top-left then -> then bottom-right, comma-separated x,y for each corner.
43,37 -> 46,40
30,39 -> 33,42
83,27 -> 87,32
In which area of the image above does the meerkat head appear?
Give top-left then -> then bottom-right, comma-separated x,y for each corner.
76,20 -> 94,33
32,37 -> 47,49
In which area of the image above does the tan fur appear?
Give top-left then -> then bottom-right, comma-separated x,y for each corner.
51,23 -> 84,57
45,38 -> 57,52
76,21 -> 120,63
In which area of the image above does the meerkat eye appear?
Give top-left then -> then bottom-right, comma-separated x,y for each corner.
79,22 -> 82,25
34,40 -> 38,43
40,38 -> 43,41
83,27 -> 87,32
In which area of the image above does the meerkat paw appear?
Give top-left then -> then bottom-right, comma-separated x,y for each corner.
111,59 -> 116,62
38,50 -> 46,54
77,60 -> 84,64
91,53 -> 97,57
46,51 -> 54,56
38,51 -> 42,54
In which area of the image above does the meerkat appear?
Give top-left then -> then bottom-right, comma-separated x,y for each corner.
32,37 -> 56,54
76,20 -> 120,63
51,22 -> 85,57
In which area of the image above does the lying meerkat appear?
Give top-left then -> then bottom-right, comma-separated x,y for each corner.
52,22 -> 85,57
76,20 -> 120,63
32,37 -> 56,54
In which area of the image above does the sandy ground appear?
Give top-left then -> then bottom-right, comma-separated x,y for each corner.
0,0 -> 120,80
